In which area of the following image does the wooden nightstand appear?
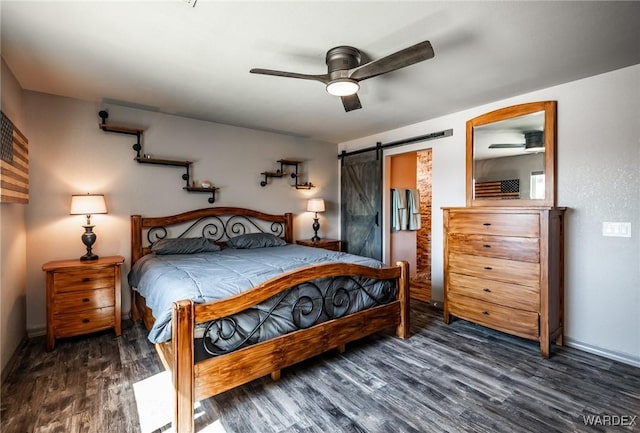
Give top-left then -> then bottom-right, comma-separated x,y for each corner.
296,239 -> 342,252
42,255 -> 124,351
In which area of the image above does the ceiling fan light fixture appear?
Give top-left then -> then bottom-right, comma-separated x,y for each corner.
326,79 -> 359,96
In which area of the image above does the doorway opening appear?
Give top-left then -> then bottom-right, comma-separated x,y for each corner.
389,149 -> 432,302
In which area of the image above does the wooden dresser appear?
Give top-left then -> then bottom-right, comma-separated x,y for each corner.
442,207 -> 565,357
42,255 -> 124,350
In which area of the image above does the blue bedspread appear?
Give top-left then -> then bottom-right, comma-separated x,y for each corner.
128,244 -> 394,346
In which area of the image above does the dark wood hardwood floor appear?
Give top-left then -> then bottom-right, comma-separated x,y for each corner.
2,301 -> 638,433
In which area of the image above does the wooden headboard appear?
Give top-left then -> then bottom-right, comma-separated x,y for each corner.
131,207 -> 294,265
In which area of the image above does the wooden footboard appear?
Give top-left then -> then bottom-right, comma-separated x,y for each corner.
160,260 -> 409,433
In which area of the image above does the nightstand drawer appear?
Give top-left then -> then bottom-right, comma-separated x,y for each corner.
53,288 -> 115,314
448,273 -> 539,311
447,294 -> 539,340
447,212 -> 539,237
54,307 -> 116,338
296,239 -> 342,252
53,267 -> 115,293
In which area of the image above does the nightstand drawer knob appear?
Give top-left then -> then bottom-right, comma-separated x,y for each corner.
484,266 -> 493,270
482,311 -> 490,315
82,318 -> 90,323
483,288 -> 491,292
82,277 -> 91,282
482,223 -> 492,226
482,244 -> 491,248
82,298 -> 90,303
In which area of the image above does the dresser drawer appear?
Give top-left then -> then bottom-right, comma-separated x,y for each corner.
449,253 -> 540,287
448,212 -> 539,237
53,267 -> 115,293
448,233 -> 539,262
53,288 -> 115,314
54,307 -> 115,338
447,294 -> 539,340
448,273 -> 539,311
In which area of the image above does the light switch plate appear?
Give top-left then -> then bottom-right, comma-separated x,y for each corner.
602,222 -> 631,237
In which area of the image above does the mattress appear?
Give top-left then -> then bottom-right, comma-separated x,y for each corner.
128,244 -> 396,354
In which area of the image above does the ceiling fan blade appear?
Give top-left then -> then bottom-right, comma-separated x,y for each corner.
488,143 -> 525,149
349,41 -> 434,81
250,68 -> 330,84
341,94 -> 362,112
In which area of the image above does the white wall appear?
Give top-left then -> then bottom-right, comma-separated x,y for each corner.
23,94 -> 339,336
340,65 -> 640,366
0,58 -> 28,378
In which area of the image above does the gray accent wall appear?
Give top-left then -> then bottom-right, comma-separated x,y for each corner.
21,94 -> 339,338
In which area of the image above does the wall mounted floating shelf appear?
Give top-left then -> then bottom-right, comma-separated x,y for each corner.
260,159 -> 314,189
98,110 -> 218,204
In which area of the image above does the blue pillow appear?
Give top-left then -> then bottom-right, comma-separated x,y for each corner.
227,233 -> 286,249
151,237 -> 221,255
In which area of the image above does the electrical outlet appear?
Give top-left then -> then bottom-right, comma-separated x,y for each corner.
602,222 -> 631,237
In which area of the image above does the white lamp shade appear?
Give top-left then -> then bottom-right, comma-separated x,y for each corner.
307,198 -> 325,213
70,194 -> 107,215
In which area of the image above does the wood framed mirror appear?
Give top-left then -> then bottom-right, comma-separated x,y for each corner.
466,101 -> 557,207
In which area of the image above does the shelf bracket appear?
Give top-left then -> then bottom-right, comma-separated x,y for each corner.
98,110 -> 143,158
260,159 -> 314,189
184,186 -> 217,204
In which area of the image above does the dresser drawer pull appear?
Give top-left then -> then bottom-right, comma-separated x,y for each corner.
482,311 -> 490,315
483,288 -> 491,292
482,244 -> 491,248
82,277 -> 91,282
82,318 -> 90,323
82,298 -> 90,303
484,266 -> 493,270
482,223 -> 492,226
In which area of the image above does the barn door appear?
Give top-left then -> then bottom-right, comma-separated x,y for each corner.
341,150 -> 382,261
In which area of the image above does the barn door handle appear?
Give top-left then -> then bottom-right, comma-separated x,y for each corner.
375,211 -> 379,226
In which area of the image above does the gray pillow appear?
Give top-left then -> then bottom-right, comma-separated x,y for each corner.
226,233 -> 287,249
151,237 -> 221,255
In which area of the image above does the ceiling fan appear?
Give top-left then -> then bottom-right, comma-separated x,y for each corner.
488,131 -> 545,152
250,41 -> 435,112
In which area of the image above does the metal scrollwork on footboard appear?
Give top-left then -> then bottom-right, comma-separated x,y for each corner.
146,215 -> 286,246
201,275 -> 397,356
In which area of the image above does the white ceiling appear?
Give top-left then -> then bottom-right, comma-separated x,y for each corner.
2,1 -> 639,144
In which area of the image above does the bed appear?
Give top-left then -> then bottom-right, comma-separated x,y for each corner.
129,207 -> 409,433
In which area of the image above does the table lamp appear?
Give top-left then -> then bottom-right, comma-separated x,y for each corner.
70,193 -> 107,261
307,198 -> 325,242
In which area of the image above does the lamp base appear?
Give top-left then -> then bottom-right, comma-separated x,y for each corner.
80,225 -> 99,262
311,217 -> 321,242
80,253 -> 99,261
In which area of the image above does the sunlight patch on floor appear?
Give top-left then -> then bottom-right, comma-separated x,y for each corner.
133,371 -> 227,433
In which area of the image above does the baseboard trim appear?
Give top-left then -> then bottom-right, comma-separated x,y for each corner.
565,338 -> 640,368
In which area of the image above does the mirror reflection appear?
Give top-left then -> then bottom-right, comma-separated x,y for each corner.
473,111 -> 545,201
